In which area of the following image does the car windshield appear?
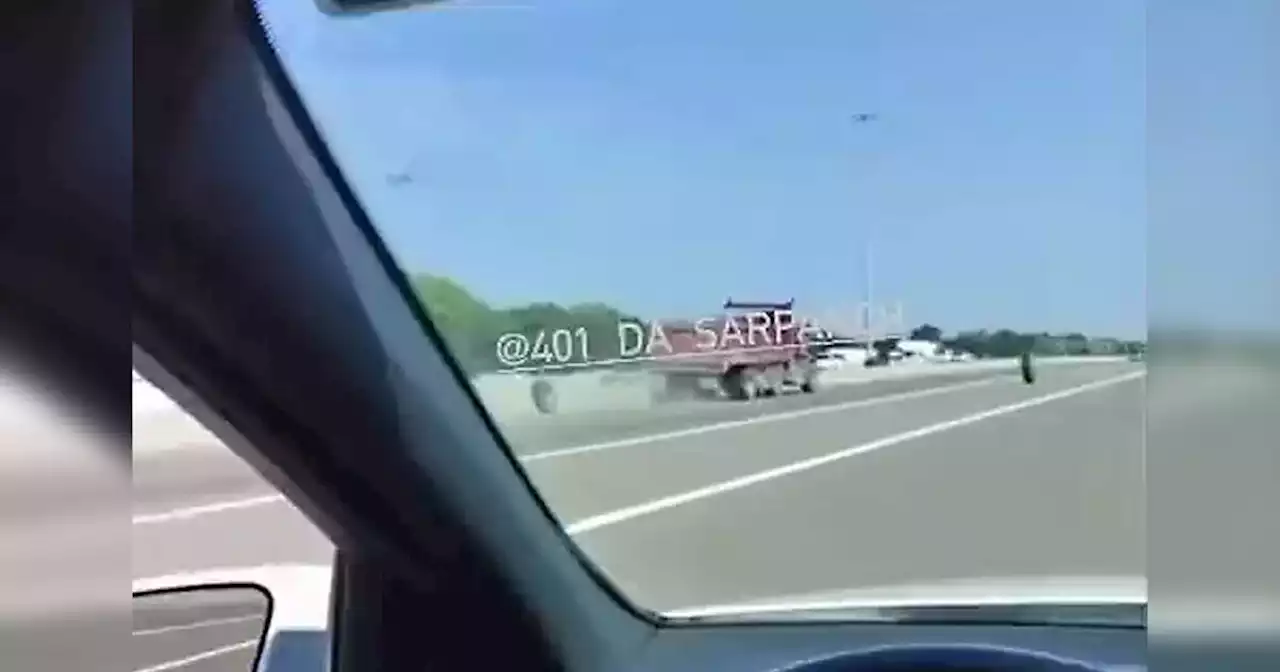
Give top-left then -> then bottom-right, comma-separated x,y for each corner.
252,0 -> 1145,619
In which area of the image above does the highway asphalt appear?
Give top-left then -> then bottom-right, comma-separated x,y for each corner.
130,361 -> 1149,670
132,586 -> 268,672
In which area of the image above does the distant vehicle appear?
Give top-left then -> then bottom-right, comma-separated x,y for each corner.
813,350 -> 844,370
864,351 -> 892,368
894,339 -> 948,361
645,298 -> 820,401
813,346 -> 867,370
896,339 -> 979,363
859,337 -> 934,367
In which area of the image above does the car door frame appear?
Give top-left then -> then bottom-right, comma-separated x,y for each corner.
134,1 -> 658,669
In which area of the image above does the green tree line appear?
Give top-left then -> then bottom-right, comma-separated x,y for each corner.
909,323 -> 1145,359
412,274 -> 641,373
413,274 -> 1143,372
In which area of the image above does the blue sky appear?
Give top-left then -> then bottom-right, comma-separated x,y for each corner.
1144,0 -> 1278,335
256,0 -> 1183,338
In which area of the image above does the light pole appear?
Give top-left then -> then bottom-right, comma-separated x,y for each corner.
851,112 -> 878,360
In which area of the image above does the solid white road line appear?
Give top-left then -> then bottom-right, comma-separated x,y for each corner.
520,377 -> 1002,462
132,376 -> 1004,525
132,614 -> 263,637
132,494 -> 286,525
564,370 -> 1145,535
133,639 -> 258,672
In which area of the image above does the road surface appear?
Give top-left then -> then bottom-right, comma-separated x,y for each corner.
132,586 -> 267,672
131,361 -> 1150,670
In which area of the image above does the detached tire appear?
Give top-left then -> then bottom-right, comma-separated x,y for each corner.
1020,352 -> 1036,384
531,378 -> 557,414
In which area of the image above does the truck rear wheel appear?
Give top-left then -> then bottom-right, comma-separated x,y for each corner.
760,366 -> 785,397
798,362 -> 820,394
720,367 -> 760,401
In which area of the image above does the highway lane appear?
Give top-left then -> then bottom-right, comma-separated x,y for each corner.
122,355 -> 1280,665
494,365 -> 1029,456
574,366 -> 1146,611
124,355 -> 1280,670
132,363 -> 1143,587
131,363 -> 1030,517
129,362 -> 1148,668
1146,359 -> 1280,617
130,366 -> 1042,578
132,586 -> 267,672
524,365 -> 1137,525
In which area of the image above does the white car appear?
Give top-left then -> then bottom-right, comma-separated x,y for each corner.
813,346 -> 874,370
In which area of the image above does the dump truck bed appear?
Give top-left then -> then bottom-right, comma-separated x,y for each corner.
641,302 -> 809,375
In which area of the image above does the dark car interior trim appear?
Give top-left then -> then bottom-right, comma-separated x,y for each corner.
137,1 -> 654,670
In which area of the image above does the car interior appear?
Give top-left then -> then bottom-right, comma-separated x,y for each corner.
23,0 -> 1152,670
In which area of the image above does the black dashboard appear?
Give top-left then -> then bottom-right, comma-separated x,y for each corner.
635,621 -> 1146,672
261,619 -> 1146,672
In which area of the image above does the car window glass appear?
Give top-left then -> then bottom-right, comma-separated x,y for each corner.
252,0 -> 1146,618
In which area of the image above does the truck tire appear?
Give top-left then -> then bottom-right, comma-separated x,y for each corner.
798,362 -> 820,394
760,366 -> 785,397
720,367 -> 759,401
531,378 -> 557,414
1020,352 -> 1036,385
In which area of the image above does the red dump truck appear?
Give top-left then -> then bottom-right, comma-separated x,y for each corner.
644,298 -> 822,402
